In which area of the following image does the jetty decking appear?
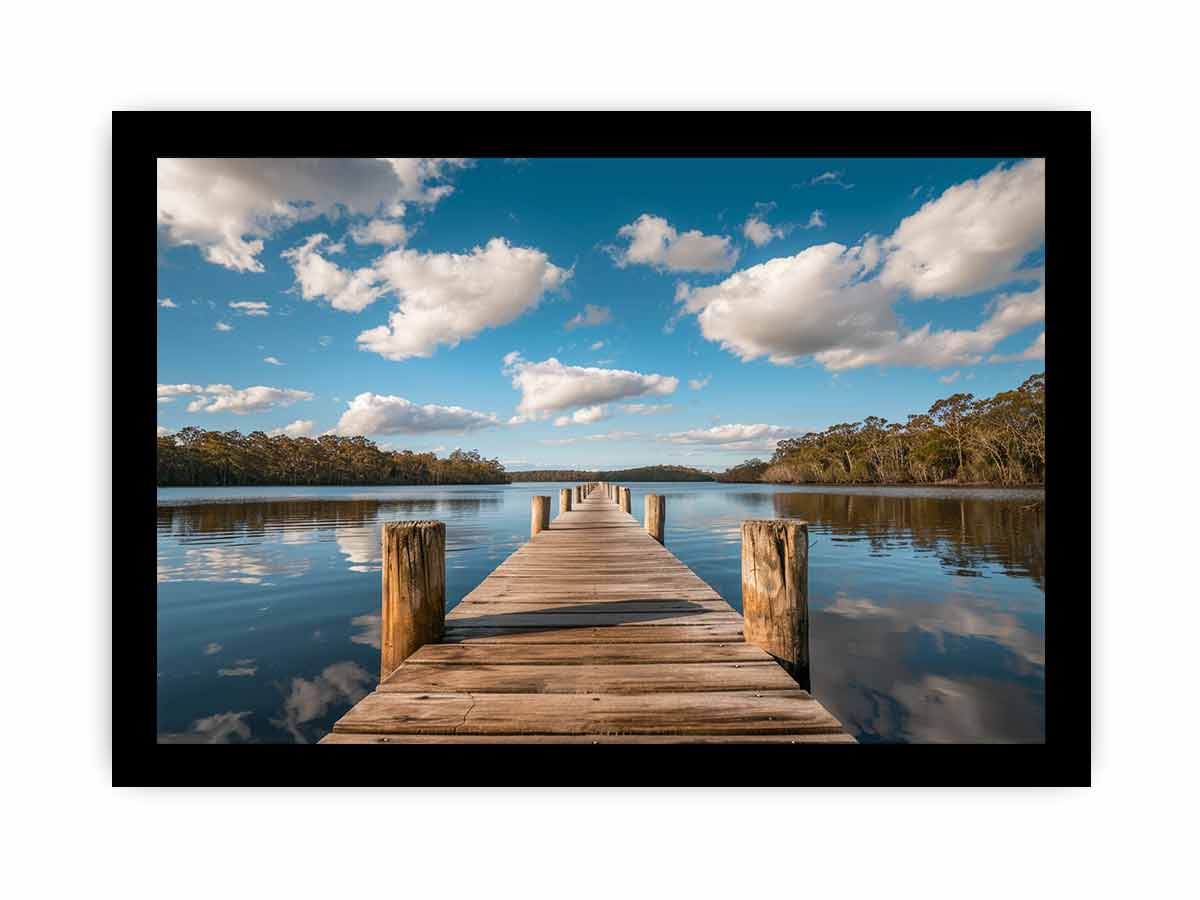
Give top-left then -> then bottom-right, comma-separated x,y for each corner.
321,485 -> 852,743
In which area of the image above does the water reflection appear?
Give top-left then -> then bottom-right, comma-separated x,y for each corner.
157,545 -> 311,585
157,496 -> 499,538
771,491 -> 1044,588
270,661 -> 373,744
157,710 -> 254,744
812,593 -> 1043,742
156,484 -> 1045,744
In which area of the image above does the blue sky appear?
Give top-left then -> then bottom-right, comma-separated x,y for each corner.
156,157 -> 1045,471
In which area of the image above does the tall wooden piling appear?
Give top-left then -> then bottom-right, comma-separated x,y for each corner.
740,519 -> 810,691
531,496 -> 551,537
620,486 -> 631,513
645,494 -> 665,544
559,488 -> 572,515
380,521 -> 445,682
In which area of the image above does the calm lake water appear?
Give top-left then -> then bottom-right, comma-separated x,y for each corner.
156,482 -> 1045,744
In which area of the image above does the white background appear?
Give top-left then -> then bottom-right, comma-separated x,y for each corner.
2,1 -> 1194,897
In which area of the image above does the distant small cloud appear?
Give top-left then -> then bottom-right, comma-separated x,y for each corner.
158,297 -> 178,309
939,370 -> 961,384
608,214 -> 739,273
215,321 -> 233,332
804,170 -> 854,190
264,356 -> 285,366
203,642 -> 222,655
318,335 -> 333,347
988,331 -> 1045,364
742,202 -> 786,248
590,340 -> 605,351
229,300 -> 270,316
565,304 -> 613,331
217,665 -> 258,677
554,404 -> 611,427
804,209 -> 827,230
688,375 -> 711,391
621,403 -> 673,415
268,419 -> 315,438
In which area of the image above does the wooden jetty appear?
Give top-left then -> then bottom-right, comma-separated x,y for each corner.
321,483 -> 853,744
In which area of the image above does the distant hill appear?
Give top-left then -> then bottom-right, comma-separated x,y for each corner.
509,465 -> 715,483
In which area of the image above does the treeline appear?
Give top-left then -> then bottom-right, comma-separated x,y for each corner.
733,372 -> 1045,486
156,427 -> 509,486
509,465 -> 715,483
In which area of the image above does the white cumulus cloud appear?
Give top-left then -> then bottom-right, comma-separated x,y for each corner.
333,393 -> 499,436
349,217 -> 410,248
565,304 -> 612,331
814,286 -> 1045,371
268,419 -> 315,437
611,214 -> 738,272
158,297 -> 178,309
989,330 -> 1046,364
157,383 -> 312,415
681,240 -> 894,365
679,160 -> 1046,372
742,212 -> 785,248
503,353 -> 678,422
659,423 -> 799,452
263,356 -> 285,366
156,158 -> 469,272
879,157 -> 1045,299
229,301 -> 270,316
282,233 -> 386,313
554,405 -> 611,427
356,238 -> 571,360
215,321 -> 233,332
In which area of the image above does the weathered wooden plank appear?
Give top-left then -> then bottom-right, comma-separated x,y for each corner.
320,732 -> 857,744
442,624 -> 746,644
443,611 -> 743,627
380,661 -> 799,694
449,600 -> 731,615
333,690 -> 846,735
405,641 -> 770,665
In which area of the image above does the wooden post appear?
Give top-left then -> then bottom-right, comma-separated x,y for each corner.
740,519 -> 810,691
531,496 -> 551,537
645,494 -> 665,544
380,521 -> 445,682
559,487 -> 572,515
620,486 -> 631,513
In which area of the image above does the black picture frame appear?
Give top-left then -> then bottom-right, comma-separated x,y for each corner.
118,111 -> 1089,786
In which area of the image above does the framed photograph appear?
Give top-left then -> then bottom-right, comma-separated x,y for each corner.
118,112 -> 1088,785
